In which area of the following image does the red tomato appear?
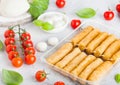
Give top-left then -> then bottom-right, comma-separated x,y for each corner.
116,4 -> 120,12
54,81 -> 65,85
56,0 -> 65,8
20,32 -> 31,41
4,29 -> 15,38
6,45 -> 17,53
12,57 -> 23,68
35,70 -> 47,82
103,11 -> 114,20
71,19 -> 81,29
22,40 -> 33,49
8,51 -> 19,60
5,38 -> 15,46
25,54 -> 36,65
24,47 -> 35,55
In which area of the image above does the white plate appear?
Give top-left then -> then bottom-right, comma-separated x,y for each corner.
0,13 -> 32,27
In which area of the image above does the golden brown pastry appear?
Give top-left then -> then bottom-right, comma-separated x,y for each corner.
46,43 -> 73,64
64,52 -> 87,72
78,29 -> 100,51
86,32 -> 108,54
71,26 -> 93,46
79,58 -> 103,80
88,61 -> 113,81
94,35 -> 116,57
56,47 -> 81,68
102,40 -> 120,60
110,50 -> 120,61
71,55 -> 96,76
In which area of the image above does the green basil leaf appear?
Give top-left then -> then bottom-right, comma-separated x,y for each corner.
0,40 -> 3,50
29,0 -> 49,19
42,22 -> 54,31
76,8 -> 96,18
33,20 -> 44,26
115,74 -> 120,83
2,69 -> 23,85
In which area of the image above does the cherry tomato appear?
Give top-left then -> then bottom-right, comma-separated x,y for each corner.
5,38 -> 15,46
12,57 -> 23,68
20,32 -> 31,41
6,45 -> 17,53
54,81 -> 65,85
71,19 -> 81,29
35,70 -> 47,82
103,10 -> 114,20
24,47 -> 35,55
116,4 -> 120,12
4,29 -> 15,38
8,51 -> 19,60
22,40 -> 33,49
25,54 -> 36,65
56,0 -> 65,8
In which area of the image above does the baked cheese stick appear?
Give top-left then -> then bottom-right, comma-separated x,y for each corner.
102,40 -> 120,60
71,26 -> 93,46
79,58 -> 103,80
88,61 -> 113,81
86,32 -> 108,54
71,55 -> 96,76
56,47 -> 81,68
111,50 -> 120,61
46,43 -> 73,64
64,52 -> 87,72
78,29 -> 100,51
94,35 -> 116,57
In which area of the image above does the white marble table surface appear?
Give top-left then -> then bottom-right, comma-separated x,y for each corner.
0,0 -> 120,85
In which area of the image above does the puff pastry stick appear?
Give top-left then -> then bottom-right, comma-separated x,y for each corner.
88,61 -> 113,81
86,32 -> 108,54
79,58 -> 103,80
56,47 -> 81,68
71,26 -> 93,46
102,40 -> 120,60
94,35 -> 116,57
46,43 -> 73,64
111,50 -> 120,61
64,52 -> 87,72
78,29 -> 100,51
71,55 -> 96,76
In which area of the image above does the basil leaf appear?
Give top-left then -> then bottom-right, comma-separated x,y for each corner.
76,8 -> 96,18
0,40 -> 3,50
42,22 -> 54,31
29,0 -> 49,19
33,20 -> 43,26
115,74 -> 120,83
2,69 -> 23,85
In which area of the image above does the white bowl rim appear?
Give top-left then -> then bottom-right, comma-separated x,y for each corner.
37,11 -> 69,33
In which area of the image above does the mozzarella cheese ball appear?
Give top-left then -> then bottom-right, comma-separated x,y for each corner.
36,42 -> 47,52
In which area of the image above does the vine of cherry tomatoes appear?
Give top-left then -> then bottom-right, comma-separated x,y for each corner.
4,25 -> 36,68
4,28 -> 23,68
20,30 -> 36,65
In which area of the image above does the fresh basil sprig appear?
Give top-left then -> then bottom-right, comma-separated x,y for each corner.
29,0 -> 49,19
33,20 -> 54,31
0,40 -> 3,50
115,74 -> 120,83
2,69 -> 23,85
76,8 -> 96,18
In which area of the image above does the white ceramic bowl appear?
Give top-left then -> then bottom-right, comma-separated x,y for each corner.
38,12 -> 69,33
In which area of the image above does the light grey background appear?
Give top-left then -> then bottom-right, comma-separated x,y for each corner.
0,0 -> 120,85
